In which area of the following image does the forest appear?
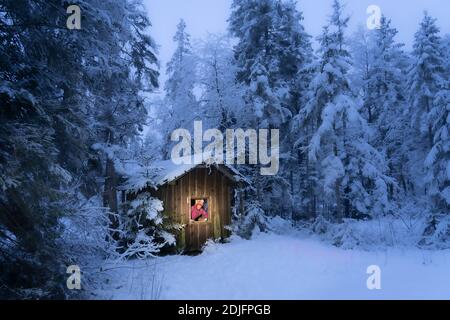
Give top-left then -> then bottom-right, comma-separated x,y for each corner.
0,0 -> 449,299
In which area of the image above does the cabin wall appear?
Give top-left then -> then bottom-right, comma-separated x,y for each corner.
152,166 -> 233,251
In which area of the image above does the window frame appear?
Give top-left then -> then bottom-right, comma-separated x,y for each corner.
189,196 -> 210,224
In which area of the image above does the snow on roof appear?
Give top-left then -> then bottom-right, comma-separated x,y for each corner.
152,155 -> 248,186
117,154 -> 249,192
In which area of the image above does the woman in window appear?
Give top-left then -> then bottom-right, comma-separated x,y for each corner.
191,199 -> 208,222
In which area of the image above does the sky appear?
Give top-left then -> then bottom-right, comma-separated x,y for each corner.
144,0 -> 450,86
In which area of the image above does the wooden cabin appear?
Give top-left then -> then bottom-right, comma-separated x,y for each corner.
119,158 -> 248,252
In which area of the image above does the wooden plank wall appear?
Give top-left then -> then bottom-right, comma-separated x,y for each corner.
154,166 -> 233,252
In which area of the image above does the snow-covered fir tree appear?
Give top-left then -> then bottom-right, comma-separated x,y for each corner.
300,0 -> 393,220
162,19 -> 198,157
274,0 -> 315,220
117,138 -> 178,259
0,0 -> 159,298
229,0 -> 291,128
352,17 -> 410,200
407,12 -> 447,202
229,0 -> 314,218
408,16 -> 450,214
196,34 -> 244,131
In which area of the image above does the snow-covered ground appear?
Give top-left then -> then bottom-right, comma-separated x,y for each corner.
94,231 -> 450,300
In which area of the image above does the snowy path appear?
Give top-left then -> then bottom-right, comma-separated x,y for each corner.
96,232 -> 450,300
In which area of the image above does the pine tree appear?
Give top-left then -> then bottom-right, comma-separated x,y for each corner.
273,0 -> 313,115
353,17 -> 410,199
419,27 -> 450,245
229,0 -> 291,129
276,0 -> 317,218
229,0 -> 314,218
0,0 -> 159,298
161,19 -> 198,158
0,0 -> 96,298
117,143 -> 177,258
424,84 -> 449,212
442,34 -> 450,73
273,0 -> 315,219
301,0 -> 392,220
405,12 -> 447,210
196,34 -> 243,131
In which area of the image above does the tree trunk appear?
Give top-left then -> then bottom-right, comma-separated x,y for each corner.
104,158 -> 118,213
335,179 -> 343,223
103,129 -> 120,239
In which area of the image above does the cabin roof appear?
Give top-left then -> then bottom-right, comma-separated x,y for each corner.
116,154 -> 249,192
152,157 -> 248,187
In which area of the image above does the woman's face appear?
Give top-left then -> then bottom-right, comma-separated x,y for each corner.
196,203 -> 203,209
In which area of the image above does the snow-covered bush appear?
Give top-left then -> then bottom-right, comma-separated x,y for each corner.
201,238 -> 222,254
112,131 -> 183,259
419,213 -> 450,249
266,216 -> 295,234
232,201 -> 268,240
58,195 -> 116,298
60,195 -> 115,257
308,211 -> 428,250
117,192 -> 177,259
330,221 -> 364,249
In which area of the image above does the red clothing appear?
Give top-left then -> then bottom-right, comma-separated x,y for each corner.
191,205 -> 208,221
